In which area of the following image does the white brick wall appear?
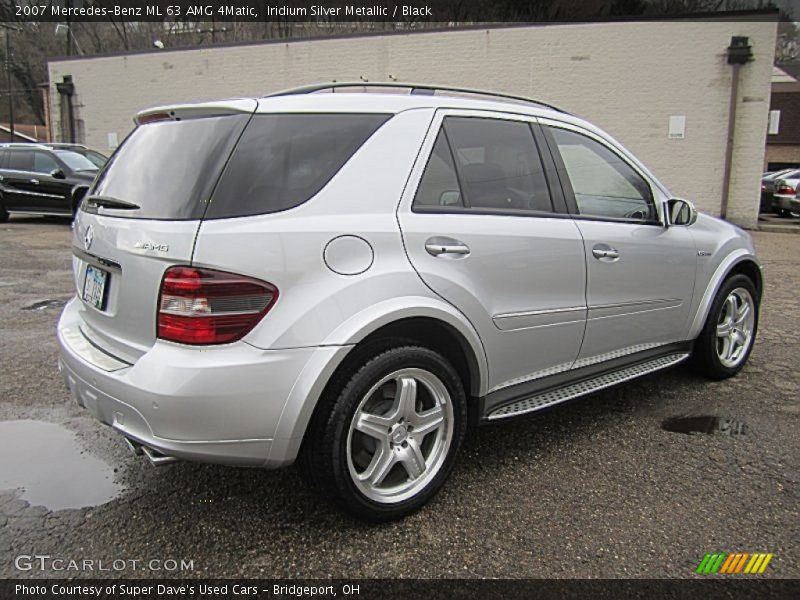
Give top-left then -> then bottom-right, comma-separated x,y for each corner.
48,18 -> 777,227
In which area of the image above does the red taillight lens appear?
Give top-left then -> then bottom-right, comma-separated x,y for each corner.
157,266 -> 278,345
777,184 -> 795,195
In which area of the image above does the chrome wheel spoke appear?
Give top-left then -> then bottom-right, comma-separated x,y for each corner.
354,411 -> 393,442
719,336 -> 734,361
358,444 -> 395,485
392,376 -> 418,421
716,320 -> 733,338
410,404 -> 445,438
723,295 -> 737,319
734,302 -> 750,327
399,438 -> 426,479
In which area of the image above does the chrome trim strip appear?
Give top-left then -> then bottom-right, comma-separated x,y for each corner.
8,210 -> 70,216
588,298 -> 682,311
7,189 -> 63,199
493,306 -> 586,331
587,298 -> 682,320
60,325 -> 130,372
495,306 -> 586,319
488,353 -> 689,420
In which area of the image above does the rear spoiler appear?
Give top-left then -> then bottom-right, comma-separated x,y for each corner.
134,99 -> 257,125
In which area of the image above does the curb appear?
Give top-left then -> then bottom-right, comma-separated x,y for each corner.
755,224 -> 800,234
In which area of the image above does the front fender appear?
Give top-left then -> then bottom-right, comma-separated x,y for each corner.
687,249 -> 762,339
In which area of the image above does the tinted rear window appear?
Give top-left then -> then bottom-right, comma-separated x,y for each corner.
205,113 -> 390,219
86,115 -> 250,220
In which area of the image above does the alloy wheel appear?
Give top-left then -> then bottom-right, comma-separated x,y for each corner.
715,287 -> 756,368
346,368 -> 454,504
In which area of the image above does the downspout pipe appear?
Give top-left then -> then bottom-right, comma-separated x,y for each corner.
720,36 -> 753,221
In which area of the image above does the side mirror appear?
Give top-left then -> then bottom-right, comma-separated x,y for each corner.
667,198 -> 698,226
50,168 -> 66,180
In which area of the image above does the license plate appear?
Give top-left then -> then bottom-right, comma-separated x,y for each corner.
83,265 -> 109,310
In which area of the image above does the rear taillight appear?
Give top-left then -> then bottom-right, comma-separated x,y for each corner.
157,266 -> 278,345
777,184 -> 795,195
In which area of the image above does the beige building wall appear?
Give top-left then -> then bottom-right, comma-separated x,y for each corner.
48,18 -> 777,228
765,144 -> 800,166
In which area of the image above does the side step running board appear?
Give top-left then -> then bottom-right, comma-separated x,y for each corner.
487,353 -> 690,421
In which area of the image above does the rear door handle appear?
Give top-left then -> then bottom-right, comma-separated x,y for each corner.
592,244 -> 620,260
425,238 -> 470,257
30,178 -> 39,185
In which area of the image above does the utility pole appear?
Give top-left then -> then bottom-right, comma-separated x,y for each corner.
66,0 -> 73,56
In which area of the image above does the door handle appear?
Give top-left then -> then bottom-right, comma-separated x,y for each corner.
425,240 -> 470,257
30,178 -> 39,185
592,244 -> 620,260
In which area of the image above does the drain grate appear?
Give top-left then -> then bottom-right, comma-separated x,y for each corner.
662,415 -> 747,436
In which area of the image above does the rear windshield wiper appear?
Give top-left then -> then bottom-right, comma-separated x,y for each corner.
85,195 -> 141,210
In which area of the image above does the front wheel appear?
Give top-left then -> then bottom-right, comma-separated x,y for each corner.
302,346 -> 467,521
692,274 -> 759,379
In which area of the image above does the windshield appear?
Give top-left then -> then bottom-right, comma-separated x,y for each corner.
83,150 -> 108,168
54,150 -> 98,172
87,114 -> 250,220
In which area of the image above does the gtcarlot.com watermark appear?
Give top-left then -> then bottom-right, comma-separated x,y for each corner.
15,554 -> 194,572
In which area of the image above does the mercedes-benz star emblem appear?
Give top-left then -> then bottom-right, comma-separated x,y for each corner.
84,225 -> 94,250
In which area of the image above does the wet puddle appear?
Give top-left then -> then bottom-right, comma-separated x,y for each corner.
661,415 -> 747,437
21,298 -> 67,311
0,420 -> 122,510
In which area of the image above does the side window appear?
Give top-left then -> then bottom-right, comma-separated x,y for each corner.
0,149 -> 8,168
207,113 -> 390,219
413,130 -> 463,208
33,152 -> 59,174
548,127 -> 655,222
8,150 -> 33,172
445,117 -> 552,213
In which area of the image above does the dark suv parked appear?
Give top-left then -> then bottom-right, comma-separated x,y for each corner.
0,143 -> 99,221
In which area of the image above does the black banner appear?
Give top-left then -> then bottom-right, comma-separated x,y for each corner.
3,579 -> 800,600
0,0 -> 783,23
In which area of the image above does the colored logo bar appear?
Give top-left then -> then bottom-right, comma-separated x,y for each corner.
696,553 -> 774,574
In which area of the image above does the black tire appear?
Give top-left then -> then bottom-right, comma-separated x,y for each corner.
692,274 -> 759,380
301,345 -> 467,522
0,193 -> 8,223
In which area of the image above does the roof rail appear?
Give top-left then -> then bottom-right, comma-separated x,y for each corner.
265,82 -> 568,114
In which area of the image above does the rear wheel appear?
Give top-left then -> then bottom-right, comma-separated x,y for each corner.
302,346 -> 466,521
692,274 -> 758,379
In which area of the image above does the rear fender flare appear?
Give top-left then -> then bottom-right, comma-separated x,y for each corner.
265,297 -> 488,467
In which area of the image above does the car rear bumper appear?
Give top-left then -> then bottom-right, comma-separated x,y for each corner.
774,194 -> 799,212
57,297 -> 340,467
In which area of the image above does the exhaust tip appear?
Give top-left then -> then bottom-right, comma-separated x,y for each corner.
123,437 -> 179,466
124,437 -> 143,456
140,444 -> 180,466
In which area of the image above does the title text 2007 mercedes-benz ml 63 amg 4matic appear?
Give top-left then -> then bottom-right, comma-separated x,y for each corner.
58,83 -> 761,521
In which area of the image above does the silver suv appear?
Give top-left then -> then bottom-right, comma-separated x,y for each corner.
57,83 -> 761,521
